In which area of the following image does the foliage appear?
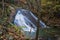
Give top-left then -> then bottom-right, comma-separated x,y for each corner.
0,24 -> 26,40
0,0 -> 60,40
0,2 -> 26,40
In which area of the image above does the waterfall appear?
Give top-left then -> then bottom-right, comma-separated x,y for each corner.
14,9 -> 47,38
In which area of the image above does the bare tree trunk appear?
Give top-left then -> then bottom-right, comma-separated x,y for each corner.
2,0 -> 4,14
26,0 -> 41,40
35,0 -> 41,40
35,21 -> 40,40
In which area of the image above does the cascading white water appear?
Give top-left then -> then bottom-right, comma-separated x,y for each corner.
14,9 -> 47,38
14,10 -> 36,32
